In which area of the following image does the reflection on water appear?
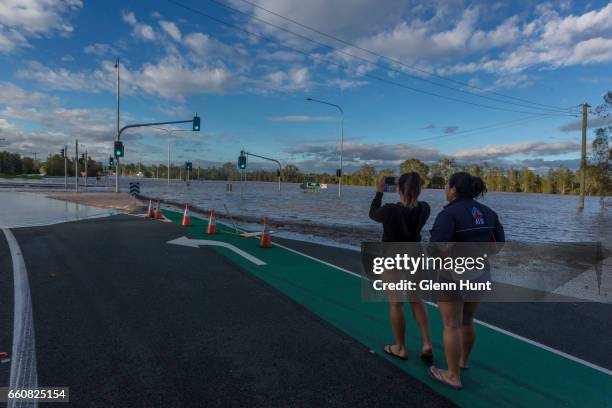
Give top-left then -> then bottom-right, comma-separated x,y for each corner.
1,177 -> 609,242
129,178 -> 610,243
0,191 -> 112,228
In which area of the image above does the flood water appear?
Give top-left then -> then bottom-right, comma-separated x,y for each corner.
2,177 -> 610,243
132,178 -> 610,244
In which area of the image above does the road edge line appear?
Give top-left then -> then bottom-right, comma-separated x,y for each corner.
2,228 -> 39,407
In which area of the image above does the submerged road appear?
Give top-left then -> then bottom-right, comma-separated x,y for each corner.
0,215 -> 453,407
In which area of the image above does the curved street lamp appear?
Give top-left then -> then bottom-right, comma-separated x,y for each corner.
306,97 -> 344,197
152,127 -> 191,185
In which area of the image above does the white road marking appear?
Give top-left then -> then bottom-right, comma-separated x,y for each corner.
165,211 -> 612,377
167,236 -> 267,266
219,219 -> 612,376
2,228 -> 39,408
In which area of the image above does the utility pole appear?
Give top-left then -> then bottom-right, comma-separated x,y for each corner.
115,58 -> 120,193
84,150 -> 88,189
579,103 -> 589,210
64,144 -> 67,190
75,139 -> 79,192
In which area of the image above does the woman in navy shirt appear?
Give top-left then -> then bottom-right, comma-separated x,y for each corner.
427,172 -> 504,390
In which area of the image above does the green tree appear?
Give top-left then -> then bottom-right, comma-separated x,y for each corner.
542,169 -> 557,194
400,158 -> 429,184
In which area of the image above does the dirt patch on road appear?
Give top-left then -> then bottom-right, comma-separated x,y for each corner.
43,192 -> 146,213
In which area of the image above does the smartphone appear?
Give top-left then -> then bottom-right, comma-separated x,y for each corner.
384,176 -> 397,192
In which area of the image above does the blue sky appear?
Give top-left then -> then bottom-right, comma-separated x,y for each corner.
0,0 -> 611,172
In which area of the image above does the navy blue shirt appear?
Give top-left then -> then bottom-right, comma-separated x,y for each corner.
430,198 -> 505,243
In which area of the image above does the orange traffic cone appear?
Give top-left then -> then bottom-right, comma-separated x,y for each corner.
146,200 -> 155,218
182,204 -> 192,226
259,217 -> 272,248
155,200 -> 164,220
206,209 -> 217,234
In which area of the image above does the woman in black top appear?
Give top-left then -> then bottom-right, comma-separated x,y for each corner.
369,172 -> 433,362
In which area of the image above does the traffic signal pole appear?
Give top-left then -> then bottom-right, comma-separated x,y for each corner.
114,118 -> 199,192
241,150 -> 283,191
64,144 -> 67,190
75,139 -> 79,192
115,58 -> 120,193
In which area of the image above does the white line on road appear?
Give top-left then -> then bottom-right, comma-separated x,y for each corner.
2,228 -> 38,408
167,211 -> 612,377
167,236 -> 267,266
229,221 -> 612,377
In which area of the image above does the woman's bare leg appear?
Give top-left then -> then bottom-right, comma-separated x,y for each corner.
409,301 -> 432,352
460,302 -> 479,368
388,302 -> 407,357
437,301 -> 463,384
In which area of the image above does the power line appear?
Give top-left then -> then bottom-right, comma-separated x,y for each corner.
228,0 -> 576,115
166,0 -> 576,117
409,114 -> 558,145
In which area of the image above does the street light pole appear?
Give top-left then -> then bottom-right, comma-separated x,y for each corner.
306,97 -> 344,197
115,58 -> 120,193
151,127 -> 192,186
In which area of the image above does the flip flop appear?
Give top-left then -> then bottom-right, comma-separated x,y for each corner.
427,366 -> 463,390
383,344 -> 407,360
420,349 -> 434,364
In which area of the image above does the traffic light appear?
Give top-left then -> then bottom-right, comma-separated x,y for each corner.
185,162 -> 192,171
79,153 -> 85,164
192,115 -> 200,131
336,169 -> 342,177
114,141 -> 124,158
238,154 -> 247,170
60,148 -> 64,158
109,156 -> 114,166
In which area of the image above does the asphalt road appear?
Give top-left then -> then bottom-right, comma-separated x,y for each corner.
1,215 -> 454,407
273,237 -> 612,370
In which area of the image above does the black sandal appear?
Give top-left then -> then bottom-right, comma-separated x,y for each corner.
420,349 -> 434,364
383,344 -> 408,360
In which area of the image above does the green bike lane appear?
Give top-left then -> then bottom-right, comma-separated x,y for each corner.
163,209 -> 612,408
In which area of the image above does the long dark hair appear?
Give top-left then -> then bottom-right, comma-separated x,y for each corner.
397,172 -> 421,208
448,171 -> 487,199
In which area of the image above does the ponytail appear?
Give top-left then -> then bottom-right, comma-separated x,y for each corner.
397,172 -> 422,208
448,171 -> 487,199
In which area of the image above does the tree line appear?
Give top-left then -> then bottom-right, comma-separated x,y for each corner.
2,93 -> 610,196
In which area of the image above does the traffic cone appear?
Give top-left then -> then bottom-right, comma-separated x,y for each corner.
146,200 -> 155,218
182,204 -> 192,226
155,200 -> 164,220
206,209 -> 217,234
259,217 -> 272,248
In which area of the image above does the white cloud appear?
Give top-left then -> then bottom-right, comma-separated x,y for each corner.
16,56 -> 234,100
263,67 -> 311,92
285,139 -> 581,168
84,43 -> 118,57
122,10 -> 156,41
0,0 -> 82,53
452,141 -> 580,160
441,3 -> 612,75
0,81 -> 58,106
137,56 -> 234,100
160,20 -> 181,41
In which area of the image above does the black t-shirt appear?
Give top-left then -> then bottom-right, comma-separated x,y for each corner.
369,192 -> 431,242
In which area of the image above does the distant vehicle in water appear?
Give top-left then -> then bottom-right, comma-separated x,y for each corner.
300,177 -> 328,191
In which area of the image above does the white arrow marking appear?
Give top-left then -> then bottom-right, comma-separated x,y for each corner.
167,236 -> 267,266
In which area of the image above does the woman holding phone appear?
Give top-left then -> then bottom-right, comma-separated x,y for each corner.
427,172 -> 505,390
369,172 -> 433,363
